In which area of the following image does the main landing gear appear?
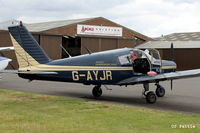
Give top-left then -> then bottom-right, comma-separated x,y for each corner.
91,83 -> 165,103
143,83 -> 165,104
92,85 -> 102,97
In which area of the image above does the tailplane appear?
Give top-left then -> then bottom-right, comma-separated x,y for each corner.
8,22 -> 51,69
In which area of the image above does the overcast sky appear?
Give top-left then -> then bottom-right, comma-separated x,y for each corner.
0,0 -> 200,37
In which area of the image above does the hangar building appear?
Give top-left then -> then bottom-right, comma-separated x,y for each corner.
137,32 -> 200,70
0,17 -> 151,69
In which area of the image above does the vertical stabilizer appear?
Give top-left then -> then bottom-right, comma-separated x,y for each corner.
8,23 -> 51,69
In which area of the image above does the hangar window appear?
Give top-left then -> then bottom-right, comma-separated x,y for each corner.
62,36 -> 81,58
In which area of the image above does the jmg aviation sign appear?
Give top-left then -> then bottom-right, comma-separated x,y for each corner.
77,24 -> 122,37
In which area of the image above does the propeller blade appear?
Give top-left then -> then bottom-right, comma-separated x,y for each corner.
170,43 -> 174,61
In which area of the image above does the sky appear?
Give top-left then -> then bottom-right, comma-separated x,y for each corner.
0,0 -> 200,37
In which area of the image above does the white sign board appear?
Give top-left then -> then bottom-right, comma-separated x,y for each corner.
77,24 -> 122,37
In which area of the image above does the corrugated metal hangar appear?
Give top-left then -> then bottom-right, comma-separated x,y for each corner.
137,32 -> 200,70
0,17 -> 151,69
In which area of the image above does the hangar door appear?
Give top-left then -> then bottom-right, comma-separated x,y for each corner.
81,37 -> 136,54
40,35 -> 62,60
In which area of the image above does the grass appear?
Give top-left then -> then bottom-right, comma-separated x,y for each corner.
0,89 -> 199,133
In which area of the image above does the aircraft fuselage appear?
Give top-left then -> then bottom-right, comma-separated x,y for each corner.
18,48 -> 176,85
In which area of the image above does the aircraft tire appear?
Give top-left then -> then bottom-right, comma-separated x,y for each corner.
156,85 -> 165,97
92,86 -> 102,97
146,91 -> 157,104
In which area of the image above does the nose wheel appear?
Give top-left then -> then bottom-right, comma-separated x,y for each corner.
92,85 -> 102,97
143,83 -> 156,104
146,91 -> 157,104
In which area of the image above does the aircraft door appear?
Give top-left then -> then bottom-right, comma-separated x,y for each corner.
129,50 -> 151,74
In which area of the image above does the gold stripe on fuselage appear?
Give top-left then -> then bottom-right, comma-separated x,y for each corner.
18,64 -> 176,72
19,64 -> 133,71
161,66 -> 177,69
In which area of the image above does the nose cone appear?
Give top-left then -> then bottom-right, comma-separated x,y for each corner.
161,60 -> 177,72
162,60 -> 176,67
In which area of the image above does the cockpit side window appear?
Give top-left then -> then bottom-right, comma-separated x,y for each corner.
118,54 -> 131,65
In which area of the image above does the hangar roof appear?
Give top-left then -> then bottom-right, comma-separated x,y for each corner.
136,41 -> 200,49
0,17 -> 151,40
155,32 -> 200,41
0,18 -> 93,32
24,18 -> 93,32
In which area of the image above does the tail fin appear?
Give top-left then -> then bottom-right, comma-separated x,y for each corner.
8,23 -> 51,69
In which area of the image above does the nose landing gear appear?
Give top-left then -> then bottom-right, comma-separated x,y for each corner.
146,91 -> 157,104
143,82 -> 165,104
143,83 -> 157,104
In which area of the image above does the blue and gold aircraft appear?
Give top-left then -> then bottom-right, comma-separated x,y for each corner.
7,22 -> 200,103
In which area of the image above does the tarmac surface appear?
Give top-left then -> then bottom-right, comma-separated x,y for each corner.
1,73 -> 200,115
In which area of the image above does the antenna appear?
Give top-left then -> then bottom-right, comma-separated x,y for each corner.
60,44 -> 71,58
84,45 -> 92,54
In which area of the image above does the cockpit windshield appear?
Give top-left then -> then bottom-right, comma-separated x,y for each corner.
147,49 -> 162,66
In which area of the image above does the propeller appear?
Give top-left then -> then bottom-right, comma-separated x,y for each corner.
170,43 -> 174,61
170,42 -> 174,90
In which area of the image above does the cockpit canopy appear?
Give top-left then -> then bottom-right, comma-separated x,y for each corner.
130,48 -> 161,66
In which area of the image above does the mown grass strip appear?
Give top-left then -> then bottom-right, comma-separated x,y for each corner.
0,89 -> 199,133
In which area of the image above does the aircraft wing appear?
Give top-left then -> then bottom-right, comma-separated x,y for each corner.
0,46 -> 14,51
118,69 -> 200,85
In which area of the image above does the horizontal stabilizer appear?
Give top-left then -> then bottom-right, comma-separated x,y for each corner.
0,70 -> 18,73
18,71 -> 58,75
0,70 -> 57,75
0,46 -> 14,51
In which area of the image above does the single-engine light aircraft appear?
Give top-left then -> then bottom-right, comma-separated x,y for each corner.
6,22 -> 200,103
